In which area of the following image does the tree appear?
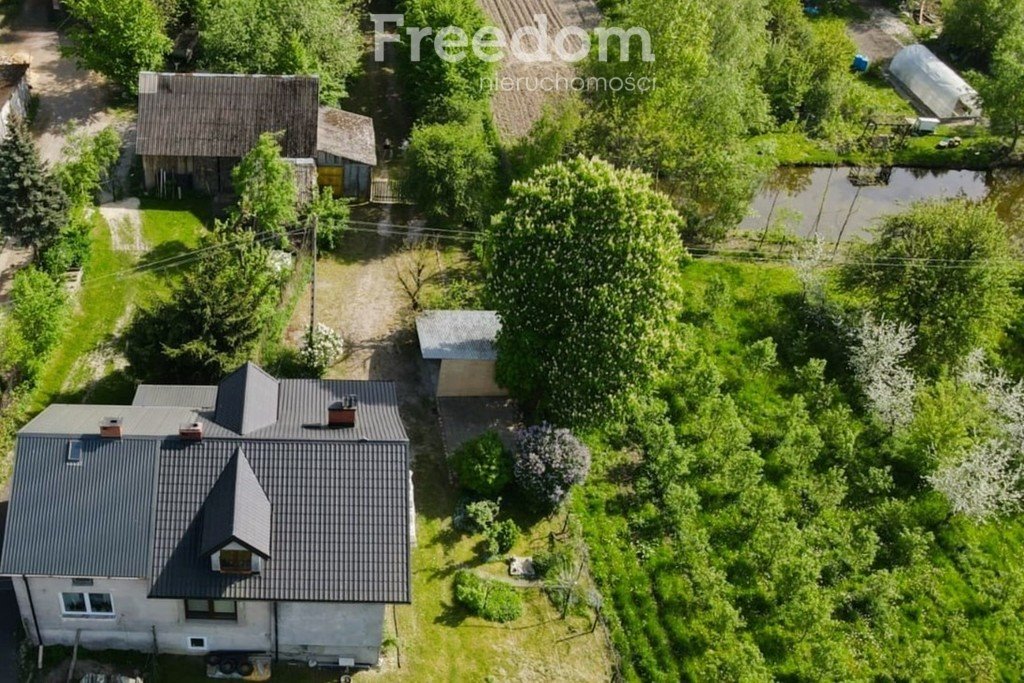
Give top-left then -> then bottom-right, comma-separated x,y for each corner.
484,157 -> 684,424
942,0 -> 1024,68
402,116 -> 499,229
124,224 -> 282,382
980,26 -> 1024,149
840,200 -> 1015,371
0,118 -> 69,251
305,187 -> 349,251
197,0 -> 362,103
512,424 -> 591,507
451,431 -> 512,496
231,133 -> 298,240
400,0 -> 497,122
62,0 -> 172,95
8,267 -> 69,361
849,313 -> 918,430
928,438 -> 1024,520
54,127 -> 122,208
583,0 -> 770,241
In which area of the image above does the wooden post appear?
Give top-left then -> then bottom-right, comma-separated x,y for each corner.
309,215 -> 318,341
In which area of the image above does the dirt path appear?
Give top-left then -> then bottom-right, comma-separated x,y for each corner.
847,0 -> 914,62
0,0 -> 113,163
288,205 -> 421,384
98,198 -> 146,252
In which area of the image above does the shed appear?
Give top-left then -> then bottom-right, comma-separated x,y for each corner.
416,311 -> 507,398
136,72 -> 319,195
889,45 -> 980,119
0,63 -> 29,141
317,107 -> 377,199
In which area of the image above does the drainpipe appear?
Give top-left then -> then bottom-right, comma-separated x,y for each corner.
272,602 -> 279,661
21,575 -> 42,646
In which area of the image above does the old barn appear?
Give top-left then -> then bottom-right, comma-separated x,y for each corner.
136,72 -> 376,199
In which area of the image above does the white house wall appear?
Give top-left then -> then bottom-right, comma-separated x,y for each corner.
276,601 -> 384,665
13,576 -> 385,664
0,76 -> 29,141
14,577 -> 272,655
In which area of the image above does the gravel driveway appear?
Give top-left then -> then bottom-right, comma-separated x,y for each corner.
0,0 -> 113,163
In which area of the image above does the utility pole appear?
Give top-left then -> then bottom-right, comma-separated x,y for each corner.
309,215 -> 318,340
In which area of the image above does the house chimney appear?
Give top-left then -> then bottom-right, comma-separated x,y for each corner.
327,395 -> 358,428
179,422 -> 203,441
99,417 -> 123,439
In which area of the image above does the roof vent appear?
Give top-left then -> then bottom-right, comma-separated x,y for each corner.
179,422 -> 203,441
99,417 -> 123,439
327,395 -> 358,428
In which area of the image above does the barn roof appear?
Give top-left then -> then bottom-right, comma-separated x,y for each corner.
318,107 -> 377,166
416,310 -> 501,361
136,72 -> 320,158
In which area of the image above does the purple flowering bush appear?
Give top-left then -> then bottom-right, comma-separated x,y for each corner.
513,424 -> 591,507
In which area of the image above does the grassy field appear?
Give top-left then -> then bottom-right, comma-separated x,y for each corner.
27,199 -> 208,411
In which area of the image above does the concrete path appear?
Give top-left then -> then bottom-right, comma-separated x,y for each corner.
0,0 -> 113,163
847,0 -> 914,62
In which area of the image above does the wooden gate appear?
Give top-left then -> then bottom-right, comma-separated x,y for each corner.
370,177 -> 411,205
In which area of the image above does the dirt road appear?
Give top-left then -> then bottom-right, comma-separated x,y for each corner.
847,0 -> 914,62
0,0 -> 113,163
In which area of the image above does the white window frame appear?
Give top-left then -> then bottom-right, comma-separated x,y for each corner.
60,591 -> 115,619
187,636 -> 208,651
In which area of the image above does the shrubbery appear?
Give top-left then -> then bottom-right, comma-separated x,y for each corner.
513,424 -> 591,508
452,497 -> 500,533
452,570 -> 523,623
484,519 -> 519,556
450,431 -> 511,496
299,323 -> 344,377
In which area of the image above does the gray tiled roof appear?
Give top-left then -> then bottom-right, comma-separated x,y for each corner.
151,439 -> 410,603
201,448 -> 272,557
133,384 -> 218,409
136,72 -> 319,159
2,365 -> 411,603
0,436 -> 159,578
215,363 -> 280,435
318,107 -> 377,166
416,310 -> 500,361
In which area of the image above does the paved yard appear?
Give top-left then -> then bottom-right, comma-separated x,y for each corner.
847,0 -> 914,62
0,0 -> 113,163
438,397 -> 520,455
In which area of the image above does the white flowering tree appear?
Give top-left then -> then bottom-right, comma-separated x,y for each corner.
849,313 -> 917,431
927,439 -> 1024,521
300,323 -> 344,377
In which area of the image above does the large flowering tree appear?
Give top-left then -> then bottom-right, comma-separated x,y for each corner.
483,156 -> 685,426
513,424 -> 591,508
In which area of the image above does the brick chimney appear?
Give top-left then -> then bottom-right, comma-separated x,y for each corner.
179,422 -> 203,441
99,417 -> 123,439
328,395 -> 358,428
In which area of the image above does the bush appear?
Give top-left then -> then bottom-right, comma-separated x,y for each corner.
451,431 -> 511,496
9,267 -> 69,360
485,519 -> 520,556
532,543 -> 576,579
452,570 -> 523,623
453,497 -> 500,533
513,424 -> 591,507
401,116 -> 499,229
306,187 -> 349,252
39,216 -> 92,276
299,322 -> 344,377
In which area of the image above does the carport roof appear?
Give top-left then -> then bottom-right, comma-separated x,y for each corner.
416,310 -> 500,361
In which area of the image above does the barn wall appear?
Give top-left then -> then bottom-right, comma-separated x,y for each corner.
0,75 -> 29,141
437,360 -> 507,398
142,155 -> 239,194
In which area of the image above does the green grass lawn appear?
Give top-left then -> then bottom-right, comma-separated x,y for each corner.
28,198 -> 208,411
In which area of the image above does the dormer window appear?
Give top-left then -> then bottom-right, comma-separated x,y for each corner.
220,549 -> 252,574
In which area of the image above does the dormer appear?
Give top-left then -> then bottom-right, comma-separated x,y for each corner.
213,362 -> 279,435
200,448 -> 271,575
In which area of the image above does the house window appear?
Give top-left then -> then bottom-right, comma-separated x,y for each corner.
219,549 -> 253,574
60,592 -> 114,618
184,599 -> 237,621
187,636 -> 208,651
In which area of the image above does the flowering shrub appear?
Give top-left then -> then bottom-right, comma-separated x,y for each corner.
513,424 -> 591,507
300,323 -> 344,377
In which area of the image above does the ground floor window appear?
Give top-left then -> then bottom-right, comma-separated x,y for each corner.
184,599 -> 237,621
60,592 -> 114,618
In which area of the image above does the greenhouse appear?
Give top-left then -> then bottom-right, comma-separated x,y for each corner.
889,44 -> 980,119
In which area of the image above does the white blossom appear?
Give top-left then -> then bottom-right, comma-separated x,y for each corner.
849,313 -> 917,430
300,323 -> 344,377
927,439 -> 1024,521
960,348 -> 1024,443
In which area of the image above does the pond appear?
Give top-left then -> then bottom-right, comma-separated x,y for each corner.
738,166 -> 1024,244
